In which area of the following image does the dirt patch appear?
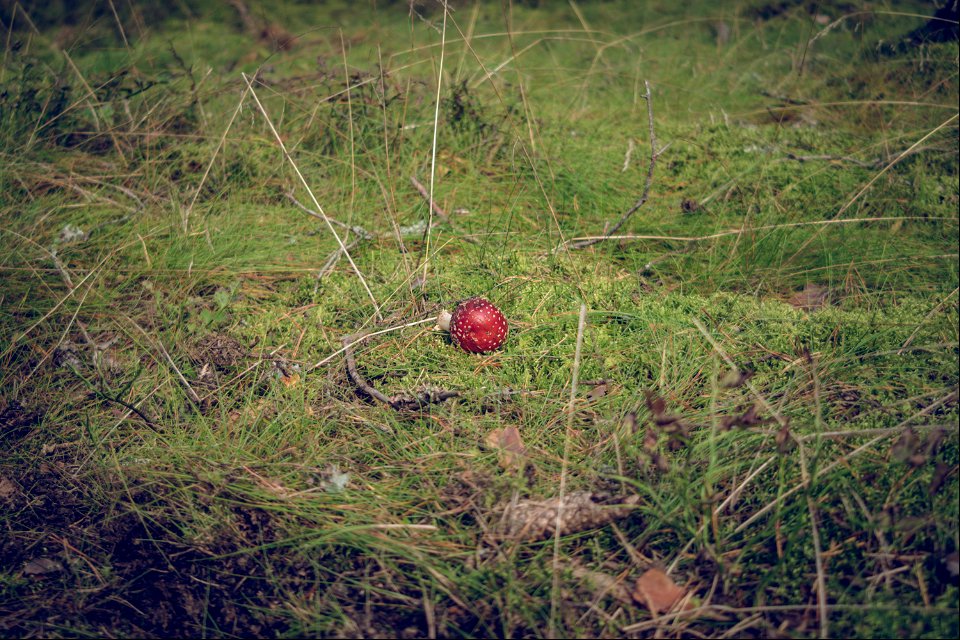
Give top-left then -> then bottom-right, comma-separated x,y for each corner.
0,399 -> 43,445
192,333 -> 249,370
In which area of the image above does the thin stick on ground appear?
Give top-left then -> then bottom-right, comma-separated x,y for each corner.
241,72 -> 382,321
309,317 -> 437,370
342,328 -> 461,413
562,215 -> 956,247
566,80 -> 659,250
804,352 -> 829,640
550,302 -> 589,637
284,191 -> 373,239
410,175 -> 478,244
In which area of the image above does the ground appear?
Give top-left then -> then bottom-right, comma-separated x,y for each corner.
1,0 -> 958,637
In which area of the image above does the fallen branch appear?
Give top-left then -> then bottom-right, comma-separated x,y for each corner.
566,80 -> 661,250
342,332 -> 461,412
409,175 -> 479,245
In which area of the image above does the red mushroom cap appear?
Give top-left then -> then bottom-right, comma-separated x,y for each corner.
446,297 -> 508,354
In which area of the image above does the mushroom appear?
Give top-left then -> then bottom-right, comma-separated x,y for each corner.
437,297 -> 508,353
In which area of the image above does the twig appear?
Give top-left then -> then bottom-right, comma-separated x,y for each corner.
309,316 -> 437,370
342,330 -> 460,412
284,191 -> 373,239
567,81 -> 659,250
784,151 -> 884,169
563,215 -> 956,246
410,175 -> 479,244
241,72 -> 382,321
550,302 -> 588,636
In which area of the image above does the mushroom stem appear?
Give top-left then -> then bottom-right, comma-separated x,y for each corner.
436,310 -> 452,331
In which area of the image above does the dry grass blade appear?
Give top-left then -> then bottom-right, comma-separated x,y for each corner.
550,302 -> 588,636
785,113 -> 960,265
735,388 -> 959,534
182,83 -> 251,231
241,72 -> 382,320
419,0 -> 449,287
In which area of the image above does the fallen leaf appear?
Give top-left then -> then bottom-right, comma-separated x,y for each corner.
586,383 -> 608,401
945,551 -> 959,578
775,423 -> 796,453
787,283 -> 830,311
632,568 -> 686,615
929,462 -> 953,496
892,427 -> 920,463
720,404 -> 773,430
486,426 -> 527,470
281,372 -> 301,388
24,557 -> 63,576
719,368 -> 753,389
0,477 -> 17,501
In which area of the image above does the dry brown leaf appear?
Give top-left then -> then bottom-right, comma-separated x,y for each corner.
0,477 -> 17,501
632,567 -> 686,615
499,492 -> 639,541
586,383 -> 608,401
23,557 -> 63,576
486,426 -> 527,469
787,283 -> 830,311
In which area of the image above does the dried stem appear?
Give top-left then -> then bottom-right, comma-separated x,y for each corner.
410,175 -> 478,245
420,0 -> 449,288
562,215 -> 952,247
342,330 -> 461,412
567,81 -> 659,250
284,191 -> 373,239
550,302 -> 589,636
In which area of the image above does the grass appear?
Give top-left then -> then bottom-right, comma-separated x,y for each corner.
1,0 -> 958,637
